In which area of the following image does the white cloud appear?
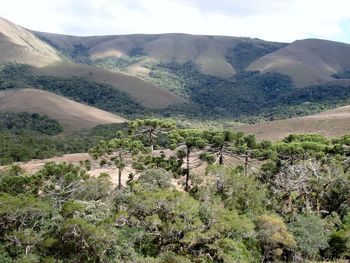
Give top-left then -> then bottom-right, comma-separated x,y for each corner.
0,0 -> 349,43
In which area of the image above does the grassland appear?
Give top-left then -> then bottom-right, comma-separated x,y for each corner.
0,89 -> 126,132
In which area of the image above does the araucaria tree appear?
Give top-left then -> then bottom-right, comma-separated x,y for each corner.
128,118 -> 176,152
89,137 -> 145,189
169,129 -> 206,191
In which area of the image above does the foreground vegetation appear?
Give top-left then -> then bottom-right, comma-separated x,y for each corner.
0,119 -> 349,262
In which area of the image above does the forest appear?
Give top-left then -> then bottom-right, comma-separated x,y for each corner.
0,112 -> 128,165
0,119 -> 349,262
1,63 -> 350,122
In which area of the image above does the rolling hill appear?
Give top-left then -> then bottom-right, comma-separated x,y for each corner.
0,16 -> 350,125
0,17 -> 184,109
0,89 -> 126,131
248,39 -> 350,87
237,104 -> 350,140
32,62 -> 186,108
0,17 -> 61,66
32,30 -> 286,77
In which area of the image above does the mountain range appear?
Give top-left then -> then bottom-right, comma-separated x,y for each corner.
0,16 -> 349,137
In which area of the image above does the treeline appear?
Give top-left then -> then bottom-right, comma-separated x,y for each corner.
149,62 -> 350,121
0,112 -> 63,135
0,119 -> 349,262
2,63 -> 349,123
0,64 -> 148,118
0,112 -> 128,165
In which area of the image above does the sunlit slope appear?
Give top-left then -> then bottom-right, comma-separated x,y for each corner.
0,17 -> 61,66
32,31 -> 285,78
33,62 -> 186,108
238,105 -> 350,140
248,39 -> 350,87
0,89 -> 126,131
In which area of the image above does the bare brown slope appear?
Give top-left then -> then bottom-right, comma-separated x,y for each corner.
0,89 -> 126,131
248,39 -> 350,87
237,105 -> 350,141
0,17 -> 60,66
33,62 -> 185,108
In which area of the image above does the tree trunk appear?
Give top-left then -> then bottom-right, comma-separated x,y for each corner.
118,168 -> 122,190
118,152 -> 122,190
244,154 -> 249,176
219,147 -> 223,165
185,147 -> 190,191
25,245 -> 30,255
149,129 -> 154,152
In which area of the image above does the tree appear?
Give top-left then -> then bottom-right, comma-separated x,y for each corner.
275,134 -> 329,164
288,214 -> 329,260
272,161 -> 343,215
128,119 -> 176,151
205,130 -> 235,165
328,213 -> 350,259
256,214 -> 296,261
89,137 -> 145,189
210,167 -> 267,215
169,129 -> 206,191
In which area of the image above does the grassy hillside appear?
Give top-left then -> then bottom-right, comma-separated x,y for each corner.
34,62 -> 186,108
33,30 -> 285,78
248,39 -> 350,87
0,89 -> 126,132
0,17 -> 61,66
1,17 -> 349,123
238,104 -> 350,140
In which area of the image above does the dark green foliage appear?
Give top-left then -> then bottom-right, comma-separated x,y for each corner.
331,70 -> 350,79
226,41 -> 286,71
93,55 -> 146,70
0,129 -> 349,262
0,64 -> 147,118
150,62 -> 350,121
29,76 -> 147,118
328,213 -> 350,258
2,63 -> 350,122
0,122 -> 128,165
0,112 -> 63,135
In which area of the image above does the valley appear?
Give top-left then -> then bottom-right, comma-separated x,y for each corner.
0,13 -> 349,262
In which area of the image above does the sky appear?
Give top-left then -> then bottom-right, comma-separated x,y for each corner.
0,0 -> 350,43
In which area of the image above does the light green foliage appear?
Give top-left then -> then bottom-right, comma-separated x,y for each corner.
208,238 -> 256,263
129,118 -> 176,151
289,214 -> 329,259
211,167 -> 268,215
256,214 -> 296,260
0,129 -> 349,262
89,136 -> 146,189
275,134 -> 330,163
137,168 -> 173,191
199,152 -> 216,164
